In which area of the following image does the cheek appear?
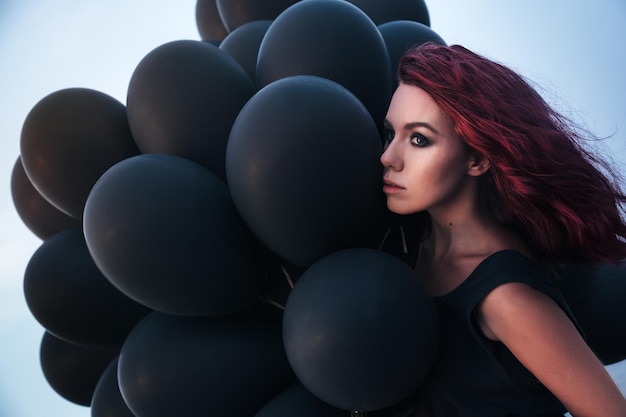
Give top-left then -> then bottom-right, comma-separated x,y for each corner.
420,151 -> 460,176
423,154 -> 468,189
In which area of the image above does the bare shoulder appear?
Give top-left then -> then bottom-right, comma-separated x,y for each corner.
475,282 -> 626,416
475,281 -> 559,341
482,281 -> 550,308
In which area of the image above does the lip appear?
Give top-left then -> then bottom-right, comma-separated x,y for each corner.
382,178 -> 405,194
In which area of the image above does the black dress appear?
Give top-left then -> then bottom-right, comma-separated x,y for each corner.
421,250 -> 577,417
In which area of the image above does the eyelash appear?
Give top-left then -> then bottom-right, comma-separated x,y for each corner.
382,128 -> 394,147
382,128 -> 430,148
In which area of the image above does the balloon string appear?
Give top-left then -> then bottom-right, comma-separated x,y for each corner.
351,411 -> 368,417
281,264 -> 295,289
266,298 -> 285,310
400,225 -> 408,254
377,227 -> 391,250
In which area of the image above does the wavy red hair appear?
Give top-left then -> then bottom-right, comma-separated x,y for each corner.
397,43 -> 626,263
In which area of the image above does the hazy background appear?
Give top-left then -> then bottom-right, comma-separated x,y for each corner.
1,1 -> 625,416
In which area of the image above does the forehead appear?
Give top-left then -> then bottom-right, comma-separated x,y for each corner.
386,83 -> 449,125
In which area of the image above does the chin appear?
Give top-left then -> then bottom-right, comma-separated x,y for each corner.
386,203 -> 419,216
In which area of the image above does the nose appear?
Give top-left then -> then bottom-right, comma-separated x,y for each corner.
380,140 -> 402,171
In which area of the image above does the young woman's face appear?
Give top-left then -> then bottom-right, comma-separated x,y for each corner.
380,83 -> 474,215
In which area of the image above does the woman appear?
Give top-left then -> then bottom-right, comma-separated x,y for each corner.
380,43 -> 626,416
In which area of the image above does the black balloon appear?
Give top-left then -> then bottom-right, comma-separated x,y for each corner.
40,332 -> 119,406
10,157 -> 79,240
282,248 -> 438,411
219,20 -> 272,81
257,382 -> 419,417
346,0 -> 430,26
126,40 -> 255,179
226,75 -> 384,267
91,357 -> 135,417
554,262 -> 626,364
378,20 -> 446,88
24,227 -> 150,347
20,88 -> 139,219
118,311 -> 295,417
196,0 -> 229,41
83,154 -> 266,316
256,0 -> 392,124
255,382 -> 346,417
216,0 -> 299,32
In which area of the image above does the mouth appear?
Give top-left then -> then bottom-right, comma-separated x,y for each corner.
382,178 -> 405,193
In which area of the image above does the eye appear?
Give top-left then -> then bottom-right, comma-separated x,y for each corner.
382,127 -> 395,147
410,133 -> 430,147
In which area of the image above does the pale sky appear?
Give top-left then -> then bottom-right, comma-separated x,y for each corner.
1,1 -> 625,416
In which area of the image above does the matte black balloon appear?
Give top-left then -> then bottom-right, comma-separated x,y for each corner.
226,75 -> 384,267
346,0 -> 430,26
10,157 -> 79,240
91,357 -> 135,417
196,0 -> 229,41
118,311 -> 294,417
40,332 -> 119,406
283,248 -> 438,411
256,0 -> 392,124
255,382 -> 346,417
126,40 -> 255,179
216,0 -> 299,32
554,262 -> 626,364
257,382 -> 419,417
24,227 -> 151,347
20,88 -> 139,219
84,154 -> 266,316
219,20 -> 272,81
378,20 -> 446,88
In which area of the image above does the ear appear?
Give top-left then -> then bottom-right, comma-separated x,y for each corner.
467,152 -> 490,177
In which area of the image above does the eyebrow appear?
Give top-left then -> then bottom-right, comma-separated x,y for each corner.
384,119 -> 440,135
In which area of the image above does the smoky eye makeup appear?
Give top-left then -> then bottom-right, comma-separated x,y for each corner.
410,132 -> 431,147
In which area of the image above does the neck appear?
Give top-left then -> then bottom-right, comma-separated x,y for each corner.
427,205 -> 488,258
424,177 -> 507,260
424,201 -> 529,264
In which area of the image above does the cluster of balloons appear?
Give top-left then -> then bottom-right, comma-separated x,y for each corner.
11,0 -> 445,416
10,0 -> 626,416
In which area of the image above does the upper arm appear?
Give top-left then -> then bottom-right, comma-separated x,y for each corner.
477,282 -> 626,417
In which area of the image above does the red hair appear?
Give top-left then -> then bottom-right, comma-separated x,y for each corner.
398,43 -> 626,263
